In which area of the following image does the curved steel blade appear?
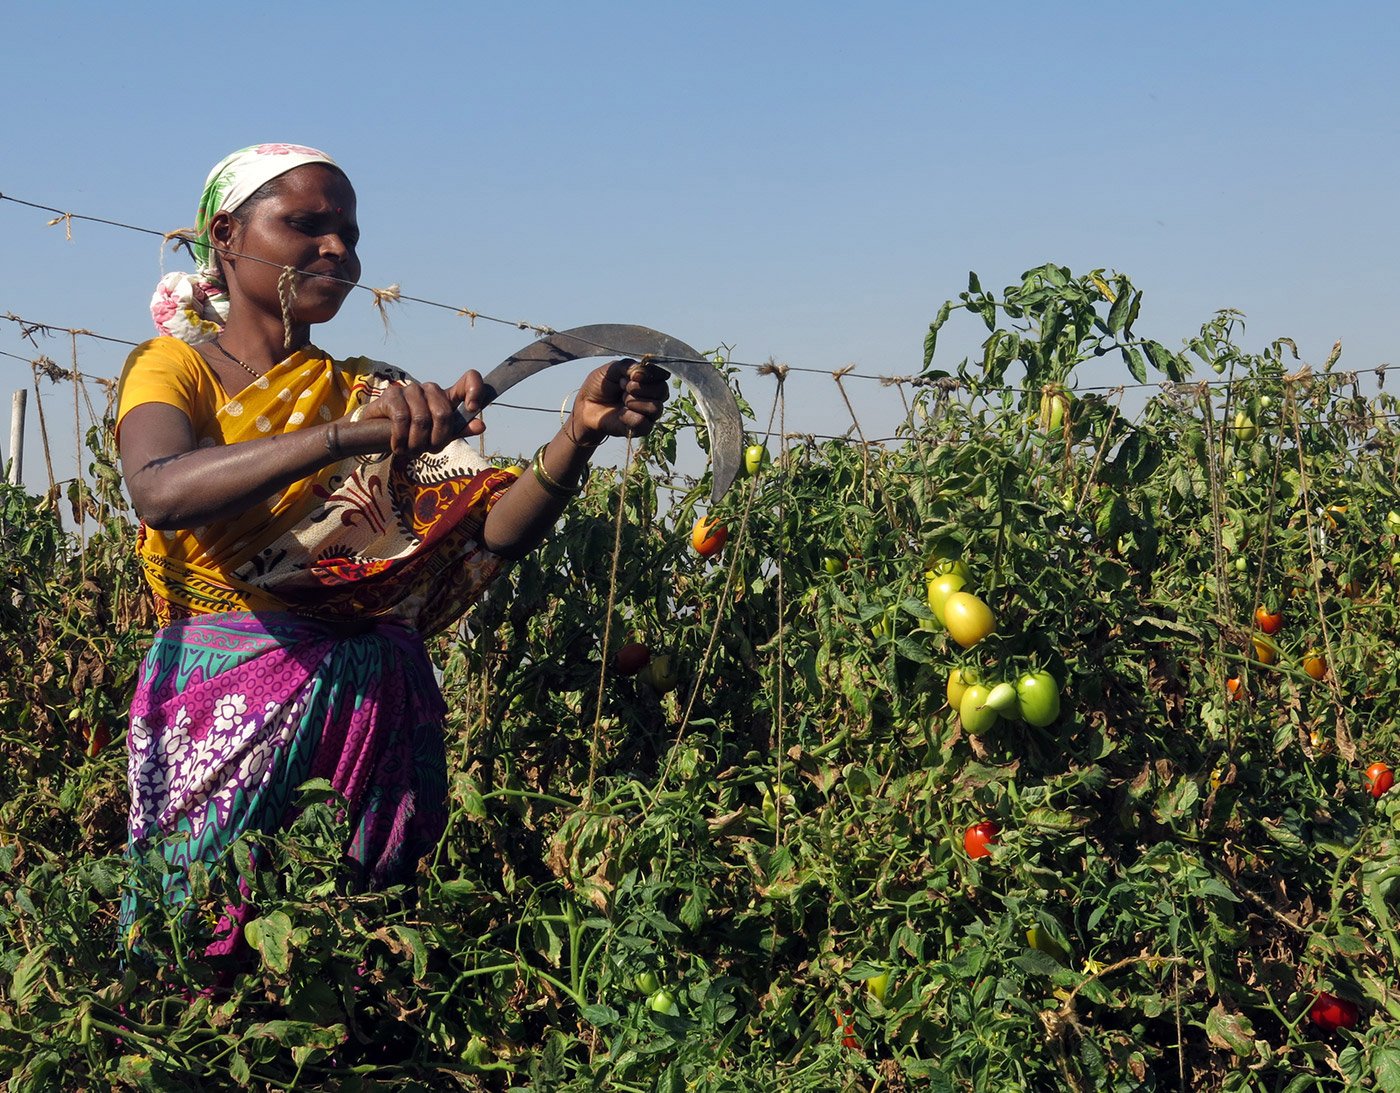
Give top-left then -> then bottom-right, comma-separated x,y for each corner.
470,323 -> 744,503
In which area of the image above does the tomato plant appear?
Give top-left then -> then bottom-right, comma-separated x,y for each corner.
15,263 -> 1400,1091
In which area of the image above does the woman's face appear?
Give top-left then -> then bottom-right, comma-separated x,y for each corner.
215,164 -> 361,330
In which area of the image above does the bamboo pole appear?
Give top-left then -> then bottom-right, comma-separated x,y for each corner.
7,389 -> 25,486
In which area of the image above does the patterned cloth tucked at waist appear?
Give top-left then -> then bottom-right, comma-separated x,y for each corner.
117,337 -> 519,633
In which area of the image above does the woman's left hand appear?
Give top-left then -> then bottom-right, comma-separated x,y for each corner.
568,359 -> 670,446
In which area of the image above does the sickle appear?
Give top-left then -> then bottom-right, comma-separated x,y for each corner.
363,323 -> 745,503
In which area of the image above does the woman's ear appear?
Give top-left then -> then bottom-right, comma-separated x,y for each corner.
207,210 -> 237,267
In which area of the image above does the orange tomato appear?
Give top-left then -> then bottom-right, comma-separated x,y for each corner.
691,517 -> 728,557
1226,677 -> 1243,701
1254,606 -> 1283,635
1303,651 -> 1328,680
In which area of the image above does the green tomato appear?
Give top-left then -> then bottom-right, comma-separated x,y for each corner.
1232,411 -> 1257,443
1038,388 -> 1070,432
867,970 -> 891,1003
983,681 -> 1019,712
1026,925 -> 1069,963
959,684 -> 998,734
641,654 -> 679,693
635,971 -> 661,996
1210,359 -> 1227,375
744,443 -> 769,477
647,989 -> 680,1016
823,554 -> 845,575
1015,671 -> 1061,727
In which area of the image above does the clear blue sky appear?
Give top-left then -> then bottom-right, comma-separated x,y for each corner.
3,2 -> 1398,485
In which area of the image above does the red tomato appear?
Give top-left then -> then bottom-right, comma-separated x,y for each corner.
963,821 -> 1000,860
1254,606 -> 1283,635
1365,762 -> 1394,798
614,642 -> 651,676
1309,991 -> 1360,1033
691,517 -> 728,557
833,1007 -> 859,1049
83,721 -> 111,757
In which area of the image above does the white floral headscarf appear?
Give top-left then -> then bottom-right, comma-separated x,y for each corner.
151,143 -> 340,344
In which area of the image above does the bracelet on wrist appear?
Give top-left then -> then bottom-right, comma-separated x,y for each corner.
325,422 -> 342,459
531,443 -> 585,498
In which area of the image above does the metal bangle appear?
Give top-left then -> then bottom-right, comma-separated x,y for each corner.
531,443 -> 583,498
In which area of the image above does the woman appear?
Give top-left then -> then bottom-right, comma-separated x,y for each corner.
117,143 -> 668,955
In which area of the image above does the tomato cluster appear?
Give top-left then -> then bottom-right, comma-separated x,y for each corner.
927,555 -> 1062,737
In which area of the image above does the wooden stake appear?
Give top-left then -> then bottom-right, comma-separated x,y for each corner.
7,389 -> 25,486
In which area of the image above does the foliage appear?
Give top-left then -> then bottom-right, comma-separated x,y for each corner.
5,264 -> 1400,1090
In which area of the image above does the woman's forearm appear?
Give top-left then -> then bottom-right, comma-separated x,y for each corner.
125,411 -> 399,530
481,428 -> 602,559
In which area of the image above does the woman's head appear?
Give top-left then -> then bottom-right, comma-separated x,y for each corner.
151,143 -> 357,344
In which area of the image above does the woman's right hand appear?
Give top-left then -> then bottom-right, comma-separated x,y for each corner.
345,371 -> 488,456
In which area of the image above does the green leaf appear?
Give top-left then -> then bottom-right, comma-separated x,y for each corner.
924,302 -> 952,368
8,943 -> 52,1008
895,636 -> 933,664
1205,1003 -> 1256,1056
582,1003 -> 621,1026
1192,878 -> 1241,904
388,925 -> 429,982
1106,288 -> 1131,337
1373,1047 -> 1400,1092
1122,345 -> 1147,383
1012,950 -> 1062,977
248,911 -> 293,974
245,1021 -> 347,1049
